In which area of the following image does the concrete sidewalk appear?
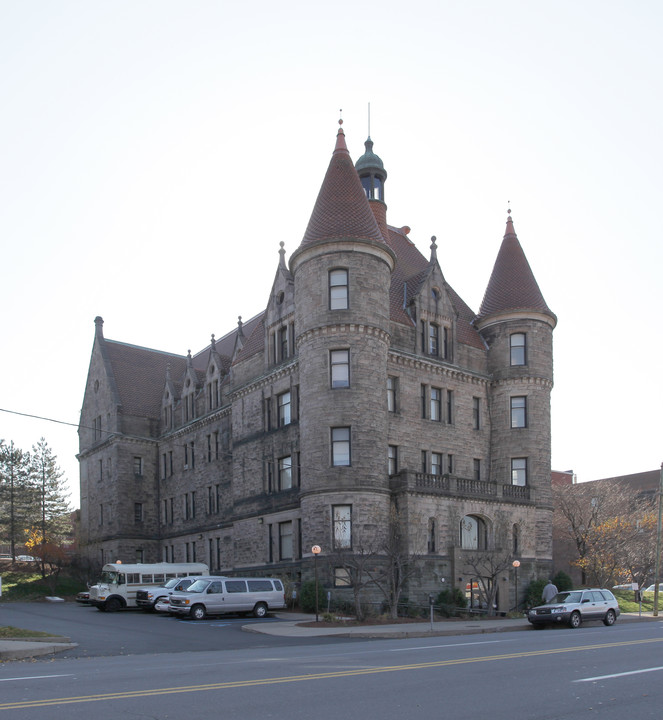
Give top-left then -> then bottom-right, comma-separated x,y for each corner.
244,610 -> 659,639
0,612 -> 658,662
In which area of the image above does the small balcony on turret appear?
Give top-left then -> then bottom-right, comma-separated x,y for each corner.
389,470 -> 531,503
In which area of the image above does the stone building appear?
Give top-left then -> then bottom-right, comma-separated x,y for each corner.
78,122 -> 557,611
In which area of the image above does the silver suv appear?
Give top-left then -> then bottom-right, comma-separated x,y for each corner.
527,588 -> 620,629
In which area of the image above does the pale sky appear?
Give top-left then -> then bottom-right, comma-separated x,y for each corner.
1,1 -> 661,509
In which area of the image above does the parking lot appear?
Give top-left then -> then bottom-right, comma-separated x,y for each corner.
0,601 -> 347,658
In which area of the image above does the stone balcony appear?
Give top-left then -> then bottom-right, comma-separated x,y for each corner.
389,471 -> 532,503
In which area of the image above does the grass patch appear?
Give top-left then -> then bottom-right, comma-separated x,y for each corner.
0,626 -> 60,639
0,570 -> 85,601
614,589 -> 657,613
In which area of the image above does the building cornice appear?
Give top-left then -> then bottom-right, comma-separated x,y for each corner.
296,323 -> 391,348
388,349 -> 490,388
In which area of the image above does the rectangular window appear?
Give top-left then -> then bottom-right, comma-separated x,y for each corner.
421,384 -> 427,419
207,434 -> 212,462
191,490 -> 196,518
99,459 -> 103,483
184,443 -> 189,469
447,454 -> 454,474
510,333 -> 527,366
388,445 -> 398,475
133,456 -> 143,477
431,452 -> 442,476
162,453 -> 167,480
329,269 -> 349,310
190,442 -> 195,469
214,431 -> 219,460
162,498 -> 168,524
99,503 -> 103,525
387,376 -> 397,412
443,327 -> 449,359
428,323 -> 439,356
279,326 -> 289,361
446,390 -> 453,424
511,458 -> 528,486
511,396 -> 527,428
134,503 -> 143,522
334,567 -> 352,587
430,387 -> 441,421
331,427 -> 351,466
473,397 -> 481,430
207,486 -> 214,514
332,505 -> 352,549
278,391 -> 291,426
169,451 -> 173,476
330,349 -> 350,388
473,458 -> 481,481
279,521 -> 293,561
278,456 -> 292,490
421,450 -> 427,473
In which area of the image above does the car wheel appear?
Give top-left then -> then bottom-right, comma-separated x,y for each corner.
105,598 -> 122,613
253,602 -> 268,618
190,604 -> 206,621
569,611 -> 581,629
603,609 -> 616,626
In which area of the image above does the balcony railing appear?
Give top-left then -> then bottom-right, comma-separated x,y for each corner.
390,471 -> 531,502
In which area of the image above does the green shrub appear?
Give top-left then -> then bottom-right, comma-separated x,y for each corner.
552,570 -> 573,592
525,579 -> 548,608
435,587 -> 467,617
299,580 -> 326,613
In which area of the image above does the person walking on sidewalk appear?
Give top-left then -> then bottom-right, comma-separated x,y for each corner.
542,580 -> 558,604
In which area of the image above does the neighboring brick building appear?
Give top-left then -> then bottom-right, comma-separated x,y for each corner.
78,122 -> 557,611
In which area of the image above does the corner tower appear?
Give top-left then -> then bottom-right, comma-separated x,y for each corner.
475,213 -> 557,565
289,122 -> 396,556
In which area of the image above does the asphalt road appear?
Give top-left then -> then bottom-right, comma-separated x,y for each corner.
1,613 -> 662,719
0,601 -> 357,657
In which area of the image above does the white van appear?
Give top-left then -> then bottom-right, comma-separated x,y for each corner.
168,576 -> 286,619
88,562 -> 209,611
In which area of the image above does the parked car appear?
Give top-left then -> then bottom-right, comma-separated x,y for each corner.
16,555 -> 35,562
643,584 -> 663,593
135,576 -> 200,611
75,591 -> 91,604
168,576 -> 286,620
527,589 -> 620,629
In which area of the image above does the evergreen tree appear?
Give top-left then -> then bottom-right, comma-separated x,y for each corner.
29,438 -> 71,546
0,440 -> 34,558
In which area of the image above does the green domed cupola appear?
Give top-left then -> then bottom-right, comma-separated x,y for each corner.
355,136 -> 387,202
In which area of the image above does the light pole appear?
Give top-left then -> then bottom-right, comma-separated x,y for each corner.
312,545 -> 321,622
653,463 -> 663,617
512,560 -> 520,611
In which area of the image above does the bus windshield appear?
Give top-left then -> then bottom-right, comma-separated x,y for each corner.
99,571 -> 121,585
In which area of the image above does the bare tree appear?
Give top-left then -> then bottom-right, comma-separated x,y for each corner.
463,550 -> 514,616
554,479 -> 656,588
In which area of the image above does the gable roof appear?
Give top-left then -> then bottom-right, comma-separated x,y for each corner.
385,226 -> 485,349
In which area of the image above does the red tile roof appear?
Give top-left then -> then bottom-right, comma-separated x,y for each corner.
478,216 -> 555,321
301,127 -> 385,247
103,341 -> 186,419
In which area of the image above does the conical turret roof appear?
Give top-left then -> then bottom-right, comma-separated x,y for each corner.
478,215 -> 555,322
300,124 -> 385,246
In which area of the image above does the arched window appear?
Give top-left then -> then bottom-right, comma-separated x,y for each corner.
460,515 -> 487,550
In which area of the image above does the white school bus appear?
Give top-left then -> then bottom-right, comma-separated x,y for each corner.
88,562 -> 209,612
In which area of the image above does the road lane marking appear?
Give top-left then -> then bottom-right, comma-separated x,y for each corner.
1,637 -> 661,710
390,640 -> 504,652
575,666 -> 663,682
0,675 -> 73,683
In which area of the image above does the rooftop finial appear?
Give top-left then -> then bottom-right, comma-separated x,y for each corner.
368,101 -> 371,138
338,109 -> 343,127
210,333 -> 216,349
507,200 -> 511,218
430,235 -> 438,261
